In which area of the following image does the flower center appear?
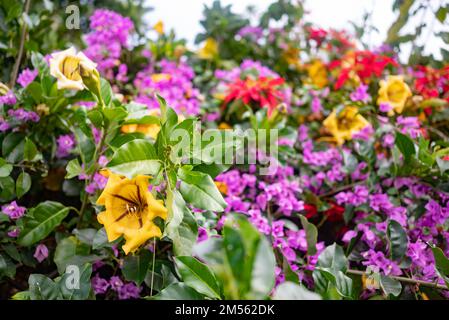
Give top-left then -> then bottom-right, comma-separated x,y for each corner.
60,56 -> 82,81
112,184 -> 148,228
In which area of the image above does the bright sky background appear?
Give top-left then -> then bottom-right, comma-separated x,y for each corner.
145,0 -> 447,61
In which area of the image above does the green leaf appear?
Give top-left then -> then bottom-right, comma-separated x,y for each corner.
387,220 -> 408,261
317,268 -> 353,298
168,193 -> 198,256
122,250 -> 151,285
0,158 -> 13,177
178,167 -> 227,212
0,176 -> 15,201
87,109 -> 103,128
395,132 -> 415,162
107,139 -> 161,178
272,282 -> 322,300
65,159 -> 83,179
16,172 -> 31,199
299,215 -> 318,255
100,78 -> 113,106
2,132 -> 25,163
436,6 -> 447,23
103,106 -> 128,123
380,275 -> 402,297
18,201 -> 70,246
0,253 -> 16,279
92,228 -> 110,250
28,274 -> 61,300
175,256 -> 221,299
59,263 -> 93,300
24,138 -> 38,162
431,246 -> 449,288
317,243 -> 348,272
149,283 -> 204,300
54,236 -> 100,274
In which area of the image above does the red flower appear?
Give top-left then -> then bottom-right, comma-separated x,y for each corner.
303,203 -> 318,219
324,202 -> 345,222
413,65 -> 449,102
223,76 -> 286,116
329,50 -> 398,89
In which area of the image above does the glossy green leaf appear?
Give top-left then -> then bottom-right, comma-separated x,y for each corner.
16,171 -> 31,199
122,250 -> 151,285
149,283 -> 204,300
299,215 -> 318,256
18,201 -> 70,246
59,263 -> 93,300
175,256 -> 221,299
387,220 -> 408,261
107,139 -> 161,178
178,167 -> 227,212
28,274 -> 61,300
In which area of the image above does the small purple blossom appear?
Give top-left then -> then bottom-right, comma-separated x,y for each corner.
350,84 -> 370,103
17,68 -> 38,88
33,244 -> 49,263
2,201 -> 26,219
56,134 -> 76,158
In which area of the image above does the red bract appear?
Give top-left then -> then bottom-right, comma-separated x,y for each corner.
414,65 -> 449,102
324,202 -> 345,222
306,27 -> 328,46
303,203 -> 318,219
223,76 -> 286,116
329,50 -> 398,89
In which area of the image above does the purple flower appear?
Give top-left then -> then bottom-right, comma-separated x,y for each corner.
8,108 -> 40,123
2,201 -> 26,219
92,274 -> 110,294
117,283 -> 141,300
134,59 -> 201,116
0,118 -> 10,132
7,228 -> 20,237
379,102 -> 392,113
56,134 -> 76,158
0,90 -> 17,105
350,84 -> 370,103
109,276 -> 124,291
197,227 -> 208,243
84,9 -> 134,80
17,68 -> 38,88
33,244 -> 49,263
361,249 -> 402,276
237,26 -> 264,41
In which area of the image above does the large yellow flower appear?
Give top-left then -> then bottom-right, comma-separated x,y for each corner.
377,75 -> 412,115
49,47 -> 98,91
96,172 -> 167,254
323,106 -> 370,145
198,38 -> 218,60
307,59 -> 328,88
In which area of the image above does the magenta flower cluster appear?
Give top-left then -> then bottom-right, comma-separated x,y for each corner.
134,59 -> 201,115
84,9 -> 134,81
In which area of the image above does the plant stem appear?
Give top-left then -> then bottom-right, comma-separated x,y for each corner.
9,0 -> 31,88
150,238 -> 156,296
347,269 -> 448,290
76,126 -> 108,228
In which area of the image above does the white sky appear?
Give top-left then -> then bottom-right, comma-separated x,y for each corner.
145,0 -> 448,61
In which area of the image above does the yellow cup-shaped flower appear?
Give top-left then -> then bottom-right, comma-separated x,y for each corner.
307,59 -> 328,88
377,75 -> 412,115
49,47 -> 98,91
198,38 -> 218,60
96,172 -> 167,254
323,106 -> 370,145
